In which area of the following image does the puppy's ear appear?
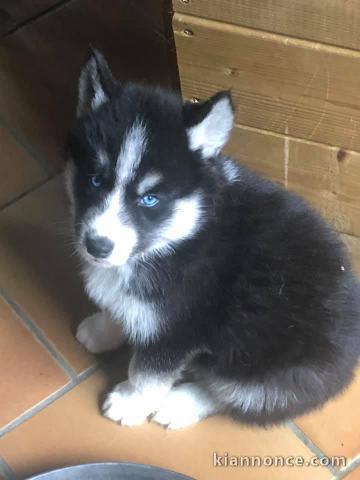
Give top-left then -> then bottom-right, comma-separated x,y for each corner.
77,48 -> 118,117
183,91 -> 234,158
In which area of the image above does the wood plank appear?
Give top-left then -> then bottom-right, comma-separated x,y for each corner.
0,0 -> 178,171
174,13 -> 360,152
224,125 -> 360,238
173,0 -> 360,51
342,234 -> 360,274
0,1 -> 60,36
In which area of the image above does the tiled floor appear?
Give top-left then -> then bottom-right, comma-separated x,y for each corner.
1,2 -> 360,480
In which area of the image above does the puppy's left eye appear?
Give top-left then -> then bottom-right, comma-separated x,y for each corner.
140,194 -> 159,207
89,174 -> 102,188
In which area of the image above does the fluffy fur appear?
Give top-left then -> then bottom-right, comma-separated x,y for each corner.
66,49 -> 360,429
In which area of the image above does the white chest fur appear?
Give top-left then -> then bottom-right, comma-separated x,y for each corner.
82,263 -> 160,344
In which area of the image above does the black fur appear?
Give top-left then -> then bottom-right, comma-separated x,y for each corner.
67,52 -> 360,426
132,161 -> 360,424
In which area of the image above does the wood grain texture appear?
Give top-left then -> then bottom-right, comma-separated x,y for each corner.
0,0 -> 60,36
226,124 -> 360,271
0,0 -> 178,170
224,125 -> 360,238
342,234 -> 360,274
173,0 -> 360,51
174,13 -> 360,152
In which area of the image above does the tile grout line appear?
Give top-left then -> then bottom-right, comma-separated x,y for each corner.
287,421 -> 338,476
0,457 -> 15,480
0,288 -> 77,380
335,454 -> 360,479
0,174 -> 59,213
0,115 -> 56,176
0,364 -> 98,439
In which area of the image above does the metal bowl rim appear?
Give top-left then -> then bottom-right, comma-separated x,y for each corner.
26,462 -> 194,480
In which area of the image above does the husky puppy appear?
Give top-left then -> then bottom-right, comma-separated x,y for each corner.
65,50 -> 360,429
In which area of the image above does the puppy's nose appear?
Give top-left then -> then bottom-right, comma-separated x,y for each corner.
85,235 -> 114,259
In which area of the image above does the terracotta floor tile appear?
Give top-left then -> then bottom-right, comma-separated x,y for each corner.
0,456 -> 14,480
342,465 -> 360,479
0,298 -> 68,429
0,124 -> 47,207
296,365 -> 360,461
0,176 -> 94,372
0,372 -> 332,480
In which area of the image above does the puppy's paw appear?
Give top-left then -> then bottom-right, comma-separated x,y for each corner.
76,312 -> 125,354
102,381 -> 151,426
152,383 -> 214,430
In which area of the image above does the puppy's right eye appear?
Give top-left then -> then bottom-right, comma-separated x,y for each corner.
89,174 -> 102,188
139,194 -> 159,207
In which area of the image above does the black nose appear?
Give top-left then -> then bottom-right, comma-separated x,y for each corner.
85,235 -> 114,259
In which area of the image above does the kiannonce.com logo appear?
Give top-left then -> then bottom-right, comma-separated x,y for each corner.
213,453 -> 347,468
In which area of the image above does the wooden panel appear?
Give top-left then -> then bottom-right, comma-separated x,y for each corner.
0,0 -> 178,171
0,0 -> 60,36
342,234 -> 360,274
174,13 -> 360,152
173,0 -> 360,51
224,125 -> 360,237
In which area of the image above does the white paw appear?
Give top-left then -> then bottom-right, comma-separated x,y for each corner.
102,381 -> 154,426
76,312 -> 125,354
152,383 -> 215,430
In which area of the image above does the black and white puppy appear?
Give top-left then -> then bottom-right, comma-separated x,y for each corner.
65,50 -> 360,429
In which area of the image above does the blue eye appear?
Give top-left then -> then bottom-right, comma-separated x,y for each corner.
140,194 -> 159,207
89,175 -> 102,188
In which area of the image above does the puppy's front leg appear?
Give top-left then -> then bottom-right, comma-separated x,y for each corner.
76,311 -> 126,354
102,350 -> 183,426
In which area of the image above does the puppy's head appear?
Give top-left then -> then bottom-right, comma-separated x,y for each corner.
65,49 -> 234,267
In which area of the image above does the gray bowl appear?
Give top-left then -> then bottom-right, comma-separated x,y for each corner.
27,463 -> 195,480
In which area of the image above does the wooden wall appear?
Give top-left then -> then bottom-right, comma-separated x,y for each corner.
0,0 -> 178,171
172,0 -> 360,272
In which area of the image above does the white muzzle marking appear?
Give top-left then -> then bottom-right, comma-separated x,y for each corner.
90,190 -> 137,266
